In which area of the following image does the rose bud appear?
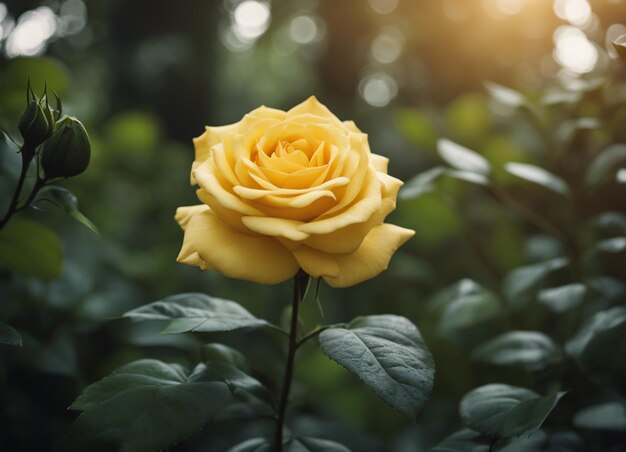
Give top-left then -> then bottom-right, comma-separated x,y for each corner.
18,100 -> 53,149
613,34 -> 626,61
41,116 -> 91,179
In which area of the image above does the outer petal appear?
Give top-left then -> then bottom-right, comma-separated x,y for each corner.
370,154 -> 389,174
175,205 -> 209,230
300,171 -> 403,253
287,96 -> 342,124
293,224 -> 415,288
191,124 -> 239,184
176,206 -> 300,284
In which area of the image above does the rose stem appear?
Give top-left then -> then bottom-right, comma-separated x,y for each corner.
0,147 -> 33,230
274,270 -> 309,451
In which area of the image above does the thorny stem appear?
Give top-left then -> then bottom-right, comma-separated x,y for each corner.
274,271 -> 309,451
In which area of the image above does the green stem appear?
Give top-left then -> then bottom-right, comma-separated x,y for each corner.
274,271 -> 309,451
295,326 -> 330,350
0,149 -> 33,230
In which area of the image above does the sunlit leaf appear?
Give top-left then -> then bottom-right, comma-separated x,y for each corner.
438,139 -> 491,175
67,360 -> 271,452
123,293 -> 270,334
0,217 -> 62,280
595,237 -> 626,253
472,331 -> 560,371
585,144 -> 626,187
319,315 -> 434,418
504,162 -> 569,196
400,166 -> 446,199
538,283 -> 586,313
460,384 -> 565,438
485,81 -> 527,108
0,322 -> 21,346
618,168 -> 626,183
573,402 -> 626,431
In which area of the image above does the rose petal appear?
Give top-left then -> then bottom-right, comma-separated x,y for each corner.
194,162 -> 263,216
293,224 -> 415,288
241,216 -> 309,241
300,172 -> 403,253
370,153 -> 389,174
176,206 -> 299,284
287,96 -> 343,124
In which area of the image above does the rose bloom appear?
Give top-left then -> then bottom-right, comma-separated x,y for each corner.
175,97 -> 414,287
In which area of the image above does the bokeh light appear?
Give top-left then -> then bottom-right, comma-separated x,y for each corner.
371,27 -> 403,64
232,0 -> 271,41
289,15 -> 317,44
368,0 -> 398,15
5,7 -> 57,57
553,25 -> 598,73
359,72 -> 398,107
554,0 -> 592,27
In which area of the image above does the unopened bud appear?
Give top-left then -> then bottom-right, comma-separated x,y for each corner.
18,100 -> 53,148
613,34 -> 626,61
41,116 -> 91,178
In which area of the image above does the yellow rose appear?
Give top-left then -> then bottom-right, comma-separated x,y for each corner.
175,97 -> 414,287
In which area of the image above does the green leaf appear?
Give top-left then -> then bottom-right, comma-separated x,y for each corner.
585,144 -> 626,187
485,81 -> 527,108
566,306 -> 626,390
38,185 -> 99,234
123,293 -> 269,334
472,331 -> 560,371
566,306 -> 626,357
445,169 -> 490,186
400,166 -> 446,199
438,139 -> 491,175
0,321 -> 22,346
395,108 -> 438,149
617,168 -> 626,183
537,283 -> 586,313
573,402 -> 626,431
503,257 -> 569,307
504,163 -> 569,196
595,237 -> 626,253
459,384 -> 565,439
228,436 -> 351,452
319,315 -> 434,418
201,343 -> 249,372
0,217 -> 62,280
432,428 -> 489,452
67,359 -> 271,452
436,280 -> 501,338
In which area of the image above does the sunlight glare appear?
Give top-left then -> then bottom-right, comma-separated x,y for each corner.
5,7 -> 57,57
233,0 -> 270,41
554,0 -> 591,27
553,26 -> 598,73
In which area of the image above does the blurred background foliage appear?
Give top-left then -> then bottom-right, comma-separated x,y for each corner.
1,0 -> 626,450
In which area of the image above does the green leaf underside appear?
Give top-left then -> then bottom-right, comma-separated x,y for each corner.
573,402 -> 626,431
459,384 -> 565,438
0,321 -> 22,346
472,331 -> 560,371
228,436 -> 351,452
585,144 -> 626,187
319,315 -> 434,418
67,359 -> 272,452
0,217 -> 62,280
438,139 -> 491,175
566,306 -> 626,358
538,283 -> 586,313
504,162 -> 570,196
503,258 -> 569,305
123,293 -> 268,334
